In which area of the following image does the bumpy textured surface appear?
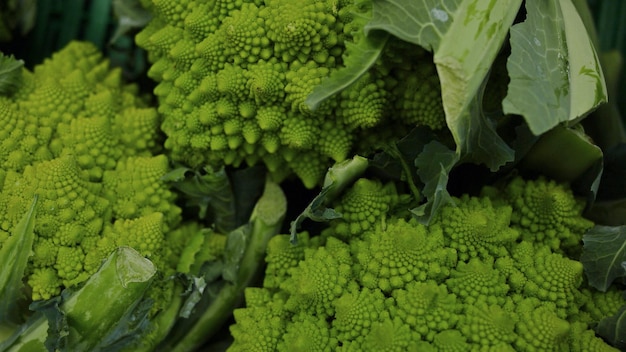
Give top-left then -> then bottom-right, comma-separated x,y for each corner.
355,219 -> 456,293
282,238 -> 354,317
446,258 -> 510,306
0,41 -> 195,302
389,281 -> 462,341
433,195 -> 519,262
229,176 -> 622,351
513,300 -> 571,351
493,176 -> 595,255
277,313 -> 338,352
332,287 -> 390,342
458,302 -> 517,348
330,178 -> 399,239
263,231 -> 311,289
136,0 -> 446,188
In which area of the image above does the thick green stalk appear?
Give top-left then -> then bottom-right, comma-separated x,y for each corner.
169,180 -> 287,352
63,247 -> 156,351
2,247 -> 156,352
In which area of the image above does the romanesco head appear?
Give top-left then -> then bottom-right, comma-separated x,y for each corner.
510,242 -> 585,318
103,155 -> 181,231
580,286 -> 625,323
264,232 -> 311,289
283,240 -> 354,317
433,195 -> 519,262
357,317 -> 422,352
513,302 -> 570,351
445,258 -> 510,306
332,287 -> 390,342
230,176 -> 614,350
136,0 -> 447,188
277,313 -> 337,352
389,280 -> 462,341
330,178 -> 399,239
500,176 -> 594,255
355,218 -> 457,292
459,302 -> 518,348
229,289 -> 289,352
0,41 -> 193,305
569,321 -> 621,352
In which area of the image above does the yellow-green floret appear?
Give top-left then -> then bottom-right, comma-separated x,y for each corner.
136,0 -> 447,188
458,302 -> 518,348
489,176 -> 595,256
330,178 -> 400,239
0,41 -> 202,305
282,238 -> 354,317
229,176 -> 618,351
432,195 -> 519,262
354,219 -> 457,293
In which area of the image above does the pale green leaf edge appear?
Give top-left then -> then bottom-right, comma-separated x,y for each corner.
0,195 -> 38,324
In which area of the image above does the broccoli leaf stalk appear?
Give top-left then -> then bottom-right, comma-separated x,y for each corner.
0,247 -> 156,352
0,196 -> 37,328
0,53 -> 23,95
289,156 -> 369,243
165,179 -> 287,352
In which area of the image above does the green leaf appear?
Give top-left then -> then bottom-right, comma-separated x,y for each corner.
596,304 -> 626,351
0,195 -> 37,325
59,247 -> 156,352
164,165 -> 265,233
221,225 -> 250,283
305,30 -> 388,110
0,310 -> 49,351
581,225 -> 626,292
164,167 -> 236,233
164,180 -> 287,352
93,298 -> 153,352
1,247 -> 156,352
366,0 -> 519,171
520,124 -> 603,187
371,126 -> 442,201
413,141 -> 459,224
365,0 -> 458,52
111,0 -> 153,43
289,156 -> 369,243
178,276 -> 207,319
503,0 -> 607,135
457,84 -> 515,171
0,53 -> 23,95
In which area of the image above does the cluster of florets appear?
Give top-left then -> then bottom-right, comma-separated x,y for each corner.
228,176 -> 623,351
0,42 -> 209,302
136,0 -> 447,188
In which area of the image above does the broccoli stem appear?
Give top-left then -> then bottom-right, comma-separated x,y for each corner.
1,247 -> 156,352
62,247 -> 156,350
169,180 -> 287,352
0,196 -> 37,326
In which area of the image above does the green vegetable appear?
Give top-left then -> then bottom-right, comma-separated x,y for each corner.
0,53 -> 23,95
581,226 -> 626,292
161,179 -> 287,352
229,174 -> 623,351
0,41 -> 285,351
2,0 -> 626,350
1,246 -> 156,352
135,0 -> 450,188
0,196 -> 37,326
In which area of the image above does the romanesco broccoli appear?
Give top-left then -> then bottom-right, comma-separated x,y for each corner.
0,41 -> 235,351
228,175 -> 623,351
136,0 -> 447,188
0,42 -> 187,303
